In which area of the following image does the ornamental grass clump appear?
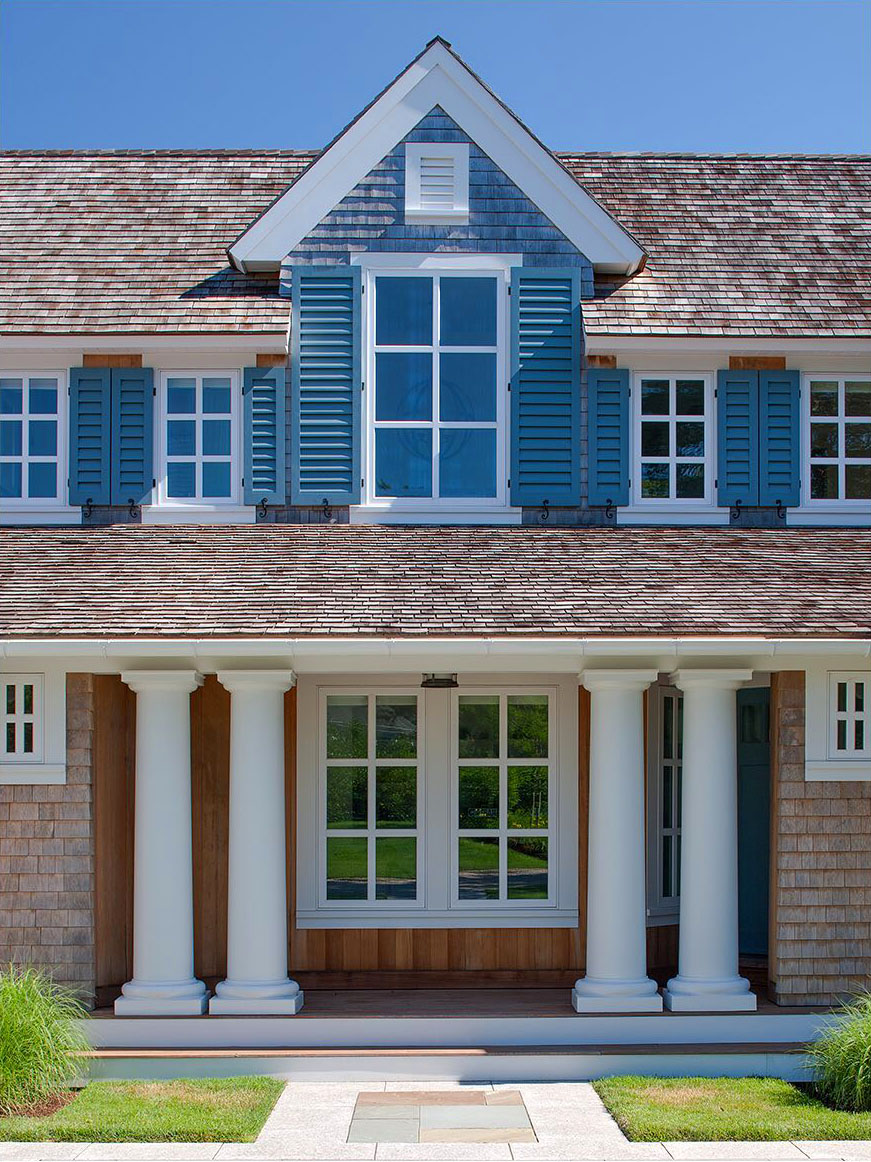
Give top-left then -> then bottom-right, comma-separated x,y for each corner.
0,966 -> 88,1115
812,993 -> 871,1112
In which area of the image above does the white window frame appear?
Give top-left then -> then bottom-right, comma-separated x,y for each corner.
805,663 -> 871,781
645,684 -> 681,922
296,673 -> 578,928
0,667 -> 66,785
451,687 -> 556,910
318,686 -> 426,912
800,374 -> 871,512
0,371 -> 77,524
404,142 -> 470,224
629,372 -> 717,512
358,260 -> 514,521
827,672 -> 870,761
152,370 -> 244,514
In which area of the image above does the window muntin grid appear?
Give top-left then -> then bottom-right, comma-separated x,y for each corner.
2,675 -> 43,763
0,377 -> 62,503
807,378 -> 871,504
635,375 -> 712,504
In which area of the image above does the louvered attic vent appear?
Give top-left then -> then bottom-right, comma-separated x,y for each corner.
405,142 -> 470,224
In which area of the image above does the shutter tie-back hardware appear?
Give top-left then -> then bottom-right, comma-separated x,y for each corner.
731,498 -> 743,520
257,498 -> 269,520
83,498 -> 93,519
322,497 -> 333,522
604,498 -> 615,520
539,499 -> 550,523
127,499 -> 140,520
776,499 -> 786,520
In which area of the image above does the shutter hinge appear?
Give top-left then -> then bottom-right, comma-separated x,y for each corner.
361,478 -> 365,488
152,478 -> 156,488
361,283 -> 365,294
507,478 -> 511,488
714,387 -> 718,398
361,381 -> 365,392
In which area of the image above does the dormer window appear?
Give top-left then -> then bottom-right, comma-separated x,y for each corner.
405,143 -> 470,224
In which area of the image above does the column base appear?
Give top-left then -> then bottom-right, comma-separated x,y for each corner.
663,974 -> 757,1012
114,978 -> 208,1016
572,976 -> 663,1013
209,978 -> 304,1015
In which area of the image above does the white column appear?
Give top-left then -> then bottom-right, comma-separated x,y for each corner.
573,670 -> 662,1013
115,671 -> 207,1016
663,669 -> 757,1012
210,671 -> 303,1014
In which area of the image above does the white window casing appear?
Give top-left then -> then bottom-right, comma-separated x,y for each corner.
0,371 -> 78,525
0,667 -> 66,784
798,374 -> 871,514
805,662 -> 871,780
405,143 -> 470,224
296,673 -> 578,928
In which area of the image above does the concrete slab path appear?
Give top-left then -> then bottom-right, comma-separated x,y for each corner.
2,1082 -> 871,1161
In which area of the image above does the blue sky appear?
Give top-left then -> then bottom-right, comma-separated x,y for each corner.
2,0 -> 869,152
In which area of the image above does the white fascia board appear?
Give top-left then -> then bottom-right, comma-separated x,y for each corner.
230,43 -> 643,275
587,336 -> 871,354
1,334 -> 288,352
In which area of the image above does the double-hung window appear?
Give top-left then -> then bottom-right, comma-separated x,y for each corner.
0,374 -> 65,507
804,376 -> 871,505
156,372 -> 240,506
367,272 -> 506,508
633,374 -> 713,505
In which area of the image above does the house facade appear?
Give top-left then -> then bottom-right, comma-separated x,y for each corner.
1,39 -> 870,1049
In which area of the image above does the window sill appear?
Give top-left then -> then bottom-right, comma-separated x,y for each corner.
0,507 -> 81,526
0,764 -> 66,785
297,908 -> 579,929
617,505 -> 728,526
789,509 -> 871,527
142,505 -> 256,525
806,760 -> 871,782
350,506 -> 522,526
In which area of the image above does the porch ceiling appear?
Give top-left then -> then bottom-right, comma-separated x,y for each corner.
0,525 -> 869,642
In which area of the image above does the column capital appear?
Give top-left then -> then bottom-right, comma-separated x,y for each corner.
670,668 -> 754,692
580,669 -> 659,693
217,669 -> 296,695
121,670 -> 203,696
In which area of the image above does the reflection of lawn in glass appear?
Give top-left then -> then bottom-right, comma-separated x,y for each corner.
458,837 -> 547,869
326,836 -> 416,878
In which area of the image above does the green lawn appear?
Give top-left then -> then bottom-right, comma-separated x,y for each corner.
0,1078 -> 284,1142
594,1076 -> 871,1142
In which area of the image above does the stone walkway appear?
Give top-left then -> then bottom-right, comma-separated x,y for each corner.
2,1082 -> 871,1161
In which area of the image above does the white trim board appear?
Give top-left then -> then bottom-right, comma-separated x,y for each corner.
229,40 -> 643,275
0,335 -> 288,352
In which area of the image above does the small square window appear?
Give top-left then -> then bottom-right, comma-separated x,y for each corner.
404,143 -> 470,224
1,675 -> 44,763
828,673 -> 871,760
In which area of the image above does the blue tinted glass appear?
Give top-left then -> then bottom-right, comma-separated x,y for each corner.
376,278 -> 432,345
440,278 -> 497,346
28,420 -> 57,457
0,420 -> 22,456
375,353 -> 432,421
202,379 -> 232,414
375,429 -> 432,497
0,382 -> 23,415
167,461 -> 196,498
440,354 -> 497,422
202,461 -> 231,498
1,462 -> 22,497
440,429 -> 497,498
28,462 -> 56,498
29,381 -> 58,415
167,379 -> 196,414
167,420 -> 196,456
202,419 -> 231,456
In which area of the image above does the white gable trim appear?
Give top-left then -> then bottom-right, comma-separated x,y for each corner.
229,41 -> 645,276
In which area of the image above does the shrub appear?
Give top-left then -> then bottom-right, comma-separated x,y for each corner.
0,965 -> 88,1114
812,992 -> 871,1112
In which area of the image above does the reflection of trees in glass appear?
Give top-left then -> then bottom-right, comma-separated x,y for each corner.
326,766 -> 367,829
458,697 -> 499,758
507,766 -> 548,829
458,766 -> 499,827
376,697 -> 417,758
326,697 -> 367,759
507,697 -> 548,758
376,766 -> 416,828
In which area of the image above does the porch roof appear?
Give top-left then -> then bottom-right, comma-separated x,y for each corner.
0,525 -> 869,641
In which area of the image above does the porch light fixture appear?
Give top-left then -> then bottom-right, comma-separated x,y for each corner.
421,673 -> 458,688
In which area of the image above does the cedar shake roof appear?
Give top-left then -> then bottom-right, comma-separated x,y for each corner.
0,525 -> 869,640
1,150 -> 868,337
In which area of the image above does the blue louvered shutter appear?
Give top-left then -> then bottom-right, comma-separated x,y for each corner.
290,267 -> 361,504
759,369 -> 800,508
716,369 -> 760,507
243,365 -> 287,505
509,269 -> 582,506
110,367 -> 153,505
69,367 -> 111,505
586,367 -> 629,506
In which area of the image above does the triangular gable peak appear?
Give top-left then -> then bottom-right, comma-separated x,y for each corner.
229,38 -> 645,275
